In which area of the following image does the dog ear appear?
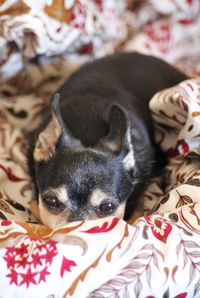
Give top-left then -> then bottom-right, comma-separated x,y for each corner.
33,93 -> 82,162
98,104 -> 135,170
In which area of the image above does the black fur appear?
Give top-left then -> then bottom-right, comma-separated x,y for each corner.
28,52 -> 187,222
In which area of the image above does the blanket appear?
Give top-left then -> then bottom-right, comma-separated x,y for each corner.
0,0 -> 200,297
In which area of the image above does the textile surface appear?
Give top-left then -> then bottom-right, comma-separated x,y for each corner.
0,0 -> 200,297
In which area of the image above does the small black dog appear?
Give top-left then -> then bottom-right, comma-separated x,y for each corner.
28,52 -> 187,228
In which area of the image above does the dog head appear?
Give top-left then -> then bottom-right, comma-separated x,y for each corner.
33,94 -> 137,228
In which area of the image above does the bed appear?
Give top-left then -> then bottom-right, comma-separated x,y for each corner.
0,0 -> 200,297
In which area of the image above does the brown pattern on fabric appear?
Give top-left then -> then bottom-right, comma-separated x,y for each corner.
0,200 -> 14,215
175,190 -> 193,208
44,0 -> 75,23
0,1 -> 30,17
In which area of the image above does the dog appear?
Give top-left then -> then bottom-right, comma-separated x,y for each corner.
27,52 -> 187,228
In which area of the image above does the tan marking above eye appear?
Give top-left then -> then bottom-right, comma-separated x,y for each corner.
41,186 -> 69,205
38,187 -> 71,228
55,187 -> 70,204
89,189 -> 117,207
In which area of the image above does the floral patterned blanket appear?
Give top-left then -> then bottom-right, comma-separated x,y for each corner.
0,1 -> 200,297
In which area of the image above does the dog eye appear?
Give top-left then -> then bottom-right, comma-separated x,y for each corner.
97,201 -> 117,216
42,196 -> 62,210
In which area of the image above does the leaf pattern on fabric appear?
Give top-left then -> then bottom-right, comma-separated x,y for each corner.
0,200 -> 14,214
145,215 -> 172,243
81,217 -> 120,234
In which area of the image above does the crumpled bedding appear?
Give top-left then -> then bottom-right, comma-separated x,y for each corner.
0,0 -> 200,297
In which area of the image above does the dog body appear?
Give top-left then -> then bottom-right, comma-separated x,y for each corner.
28,53 -> 187,228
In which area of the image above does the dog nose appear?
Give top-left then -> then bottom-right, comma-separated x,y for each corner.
68,213 -> 83,222
68,217 -> 83,222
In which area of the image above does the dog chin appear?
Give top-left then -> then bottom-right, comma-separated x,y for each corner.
38,202 -> 69,229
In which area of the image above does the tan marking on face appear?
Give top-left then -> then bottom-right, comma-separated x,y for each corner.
38,186 -> 70,229
30,200 -> 41,223
114,202 -> 126,218
90,189 -> 111,207
38,203 -> 70,229
55,186 -> 69,204
90,188 -> 123,218
41,187 -> 70,205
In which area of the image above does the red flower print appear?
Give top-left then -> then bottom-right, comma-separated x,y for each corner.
16,243 -> 28,257
73,1 -> 87,30
145,216 -> 172,243
4,237 -> 77,287
95,0 -> 103,11
5,246 -> 16,255
20,267 -> 37,288
16,257 -> 29,269
177,140 -> 189,155
43,248 -> 57,265
175,293 -> 187,298
82,217 -> 120,234
1,220 -> 12,226
60,257 -> 77,277
4,254 -> 16,269
4,237 -> 58,287
78,42 -> 93,55
178,18 -> 194,25
44,240 -> 57,251
31,253 -> 43,268
38,267 -> 50,283
6,269 -> 18,285
167,139 -> 189,157
145,23 -> 171,54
